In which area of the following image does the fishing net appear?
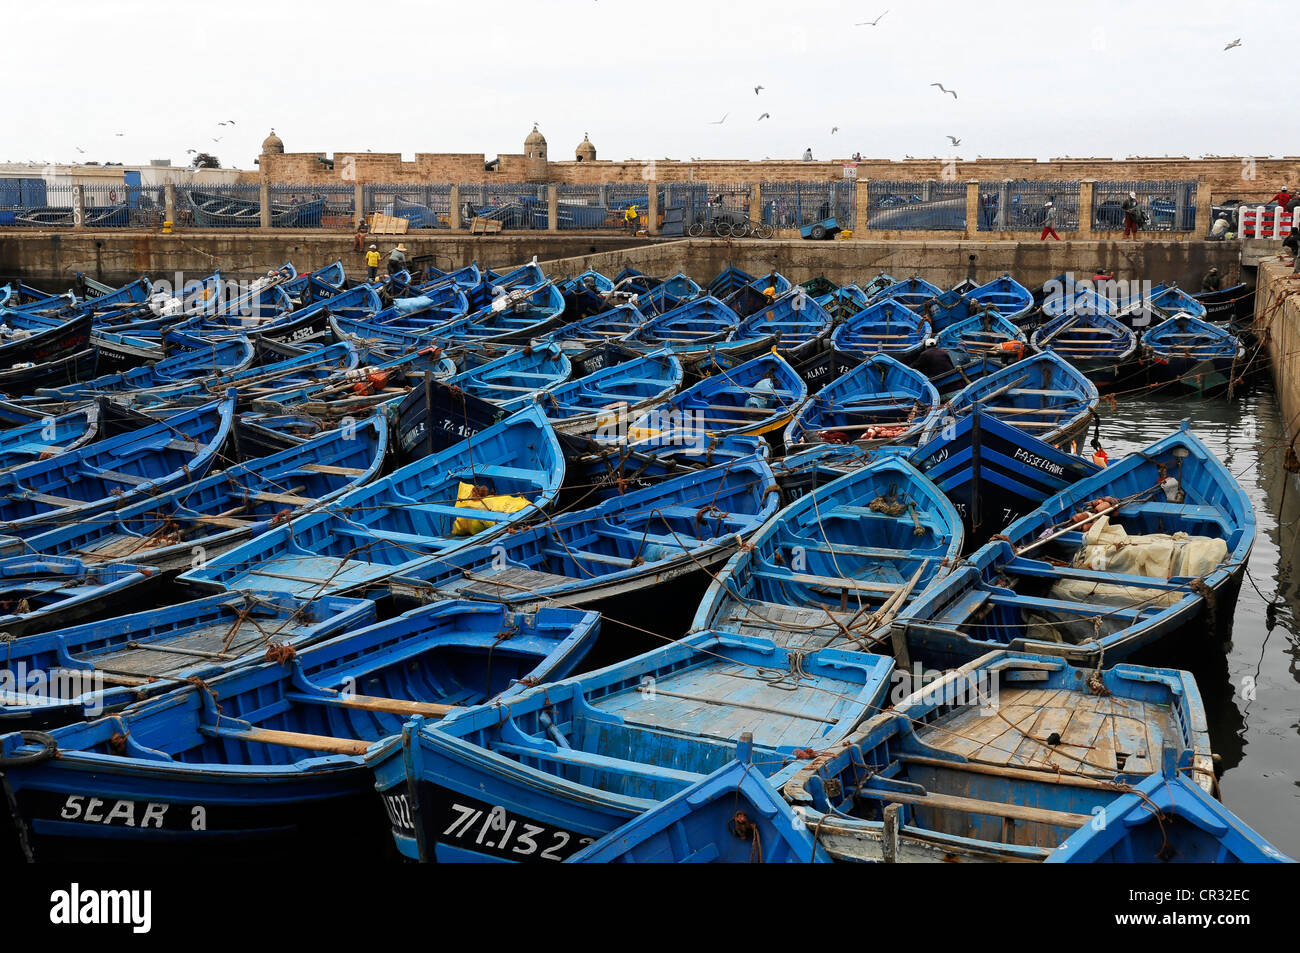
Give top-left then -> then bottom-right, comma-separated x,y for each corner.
1024,516 -> 1227,644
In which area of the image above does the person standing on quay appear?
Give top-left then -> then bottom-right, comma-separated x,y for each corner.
1040,201 -> 1061,241
365,244 -> 381,281
1121,191 -> 1141,239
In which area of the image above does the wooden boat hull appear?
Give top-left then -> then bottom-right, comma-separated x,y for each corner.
910,407 -> 1100,547
783,651 -> 1218,862
364,632 -> 894,862
0,601 -> 600,861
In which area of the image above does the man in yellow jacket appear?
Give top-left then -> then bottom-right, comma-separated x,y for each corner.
364,244 -> 380,280
623,204 -> 639,234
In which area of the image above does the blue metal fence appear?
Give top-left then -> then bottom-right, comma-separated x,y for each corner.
272,184 -> 355,229
867,179 -> 966,231
976,180 -> 1080,232
760,181 -> 855,228
1091,180 -> 1196,232
458,182 -> 548,229
362,184 -> 447,229
667,183 -> 751,230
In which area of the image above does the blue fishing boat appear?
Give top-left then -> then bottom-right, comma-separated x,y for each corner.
186,189 -> 324,228
0,396 -> 235,540
1031,310 -> 1138,387
178,403 -> 564,597
927,354 -> 1011,400
537,350 -> 683,436
782,651 -> 1218,862
0,314 -> 93,387
560,432 -> 771,504
861,272 -> 896,300
830,299 -> 930,361
628,295 -> 745,354
876,275 -> 943,314
721,272 -> 792,316
817,283 -> 872,321
0,600 -> 599,861
1047,759 -> 1294,863
1141,314 -> 1244,392
935,310 -> 1027,357
443,343 -> 571,412
567,756 -> 829,863
0,403 -> 105,469
631,272 -> 701,316
558,270 -> 616,320
784,354 -> 940,450
328,315 -> 450,362
19,412 -> 388,572
124,342 -> 360,409
732,290 -> 834,360
691,455 -> 962,650
364,630 -> 895,862
617,351 -> 806,445
543,304 -> 649,353
1041,281 -> 1117,320
387,454 -> 779,610
35,336 -> 256,401
910,406 -> 1100,546
1147,282 -> 1208,321
0,591 -> 375,730
281,260 -> 347,301
945,351 -> 1098,450
968,274 -> 1034,323
0,556 -> 161,640
705,265 -> 757,300
352,284 -> 470,335
894,422 -> 1253,668
1194,282 -> 1252,332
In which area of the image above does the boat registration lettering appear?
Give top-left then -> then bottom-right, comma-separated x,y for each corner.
431,793 -> 594,862
1012,446 -> 1066,477
58,795 -> 206,829
383,792 -> 416,833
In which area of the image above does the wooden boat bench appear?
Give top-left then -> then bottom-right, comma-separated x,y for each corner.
752,568 -> 899,595
855,784 -> 1090,829
489,740 -> 705,786
199,722 -> 374,756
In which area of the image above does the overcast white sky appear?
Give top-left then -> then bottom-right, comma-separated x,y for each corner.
7,0 -> 1285,169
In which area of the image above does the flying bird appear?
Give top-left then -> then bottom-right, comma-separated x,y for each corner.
831,126 -> 839,134
707,112 -> 729,125
856,10 -> 888,25
1224,38 -> 1241,50
114,133 -> 124,137
217,119 -> 237,125
757,112 -> 771,121
947,135 -> 961,146
754,85 -> 764,94
185,149 -> 197,154
211,137 -> 223,143
75,147 -> 85,154
931,83 -> 958,99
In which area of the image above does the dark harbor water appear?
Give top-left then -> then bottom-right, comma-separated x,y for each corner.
1095,379 -> 1299,856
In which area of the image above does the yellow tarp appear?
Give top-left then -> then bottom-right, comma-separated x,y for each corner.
451,481 -> 530,536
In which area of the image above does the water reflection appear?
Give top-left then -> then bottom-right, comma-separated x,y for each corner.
1105,380 -> 1299,855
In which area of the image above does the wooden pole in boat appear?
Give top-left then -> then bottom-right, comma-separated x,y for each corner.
1014,502 -> 1119,557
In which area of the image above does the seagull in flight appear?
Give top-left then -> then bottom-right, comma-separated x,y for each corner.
114,133 -> 125,137
754,85 -> 764,95
211,137 -> 223,143
707,112 -> 729,125
218,119 -> 237,125
856,10 -> 888,25
757,112 -> 771,121
831,126 -> 839,134
946,135 -> 961,146
1224,38 -> 1242,50
75,146 -> 85,154
931,83 -> 958,99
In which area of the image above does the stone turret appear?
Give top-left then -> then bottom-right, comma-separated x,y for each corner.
261,129 -> 284,155
575,133 -> 596,162
524,124 -> 548,182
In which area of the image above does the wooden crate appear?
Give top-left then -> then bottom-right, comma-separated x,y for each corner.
368,213 -> 409,235
470,216 -> 504,235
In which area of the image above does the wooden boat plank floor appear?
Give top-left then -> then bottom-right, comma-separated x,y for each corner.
596,662 -> 846,749
444,566 -> 575,599
919,686 -> 1178,778
715,601 -> 871,650
73,621 -> 282,678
